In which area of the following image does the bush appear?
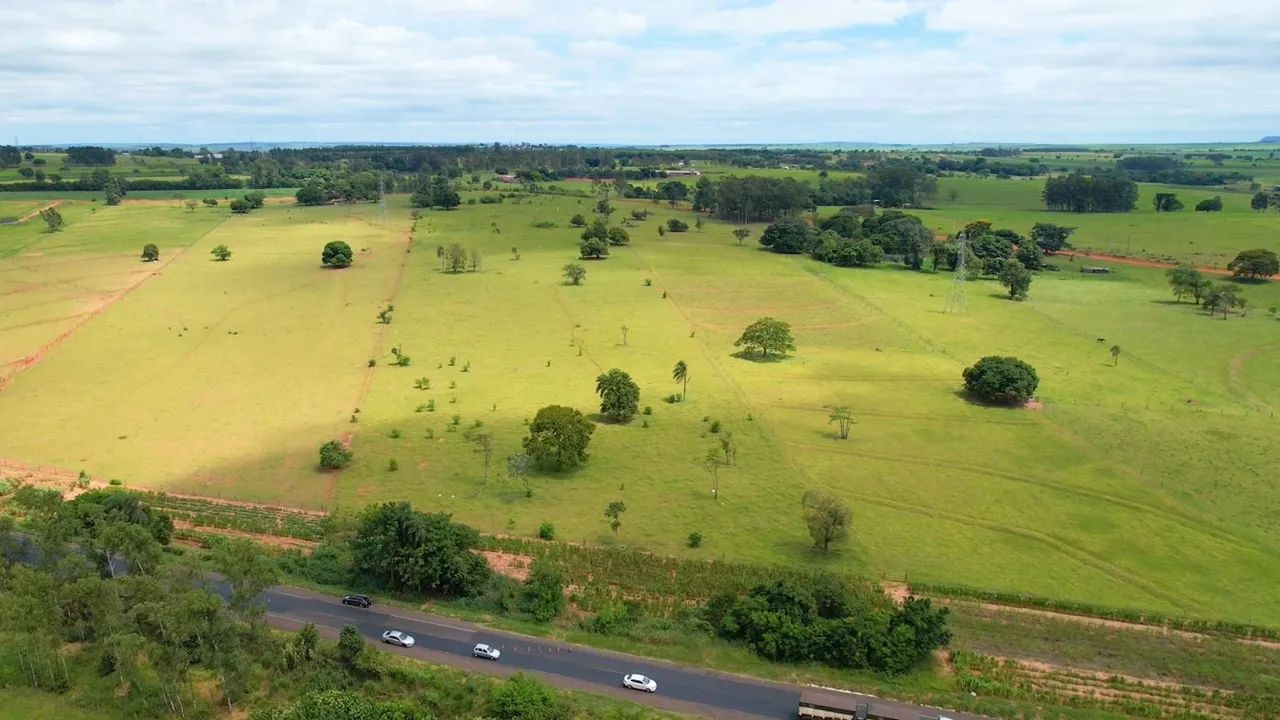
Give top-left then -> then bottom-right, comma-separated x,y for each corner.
642,405 -> 653,415
387,459 -> 398,472
537,522 -> 556,541
962,356 -> 1039,405
318,440 -> 353,470
520,560 -> 567,622
489,674 -> 567,720
322,240 -> 354,268
709,420 -> 722,433
688,532 -> 703,548
666,218 -> 689,232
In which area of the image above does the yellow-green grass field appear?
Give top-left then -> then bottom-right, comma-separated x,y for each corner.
0,688 -> 110,720
922,176 -> 1280,267
330,192 -> 1280,626
0,199 -> 408,507
2,185 -> 1280,627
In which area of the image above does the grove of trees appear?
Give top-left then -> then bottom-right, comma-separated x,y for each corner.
350,501 -> 491,596
1042,171 -> 1138,212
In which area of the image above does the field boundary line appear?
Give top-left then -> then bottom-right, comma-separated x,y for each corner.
0,213 -> 230,389
8,200 -> 64,225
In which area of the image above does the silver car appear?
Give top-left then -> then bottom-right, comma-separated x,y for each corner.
472,643 -> 501,660
623,673 -> 657,693
381,630 -> 415,648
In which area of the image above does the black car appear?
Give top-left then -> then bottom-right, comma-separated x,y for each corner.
342,594 -> 372,608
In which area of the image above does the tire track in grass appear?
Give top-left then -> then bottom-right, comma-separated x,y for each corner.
786,439 -> 1263,557
336,225 -> 415,503
849,492 -> 1193,612
0,214 -> 230,389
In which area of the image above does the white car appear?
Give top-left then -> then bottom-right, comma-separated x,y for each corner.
381,630 -> 415,648
623,673 -> 657,693
472,643 -> 501,661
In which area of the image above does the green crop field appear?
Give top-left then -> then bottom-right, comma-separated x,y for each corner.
2,179 -> 1280,627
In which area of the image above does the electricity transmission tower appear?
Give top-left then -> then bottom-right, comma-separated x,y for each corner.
377,174 -> 388,225
944,233 -> 968,315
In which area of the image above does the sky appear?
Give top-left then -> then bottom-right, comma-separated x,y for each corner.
2,0 -> 1278,146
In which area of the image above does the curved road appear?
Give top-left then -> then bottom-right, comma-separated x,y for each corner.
260,584 -> 986,720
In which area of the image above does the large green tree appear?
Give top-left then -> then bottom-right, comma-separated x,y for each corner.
1227,249 -> 1279,279
801,490 -> 850,553
321,241 -> 354,268
350,502 -> 490,596
1166,264 -> 1204,302
962,356 -> 1039,405
734,317 -> 795,359
759,216 -> 816,254
595,368 -> 640,422
1030,222 -> 1075,253
523,405 -> 594,470
997,258 -> 1032,300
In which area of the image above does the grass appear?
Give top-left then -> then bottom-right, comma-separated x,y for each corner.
0,198 -> 407,507
923,175 -> 1280,266
333,190 -> 1280,626
0,152 -> 202,183
0,688 -> 117,720
4,179 -> 1280,632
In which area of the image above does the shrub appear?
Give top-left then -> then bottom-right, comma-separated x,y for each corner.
520,561 -> 567,622
322,240 -> 354,268
388,459 -> 398,472
962,356 -> 1039,405
389,428 -> 401,439
709,420 -> 722,433
666,218 -> 689,232
688,532 -> 703,548
642,405 -> 653,415
537,522 -> 556,541
318,440 -> 353,470
489,674 -> 566,720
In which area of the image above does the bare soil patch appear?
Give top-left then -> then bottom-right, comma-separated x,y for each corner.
479,550 -> 533,582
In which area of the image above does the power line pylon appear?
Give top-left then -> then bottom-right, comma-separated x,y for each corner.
944,233 -> 968,315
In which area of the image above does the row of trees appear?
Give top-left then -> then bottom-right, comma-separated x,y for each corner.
1167,265 -> 1255,318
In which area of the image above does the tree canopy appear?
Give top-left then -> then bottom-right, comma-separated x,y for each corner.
350,501 -> 490,596
322,240 -> 354,268
140,243 -> 160,262
759,217 -> 816,254
962,356 -> 1039,406
522,405 -> 594,470
1227,249 -> 1279,279
734,317 -> 796,359
1042,171 -> 1138,212
802,490 -> 850,553
997,258 -> 1032,300
1030,222 -> 1075,253
595,369 -> 640,422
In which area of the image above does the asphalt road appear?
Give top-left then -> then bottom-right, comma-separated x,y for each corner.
259,584 -> 988,720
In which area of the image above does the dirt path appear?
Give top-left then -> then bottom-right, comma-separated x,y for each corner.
11,200 -> 64,224
332,225 -> 415,502
1058,250 -> 1240,278
0,215 -> 229,389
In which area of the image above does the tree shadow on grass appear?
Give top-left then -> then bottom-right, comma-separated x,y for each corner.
949,388 -> 1028,409
587,412 -> 634,426
730,349 -> 788,364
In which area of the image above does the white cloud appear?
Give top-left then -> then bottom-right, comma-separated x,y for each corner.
0,0 -> 1277,143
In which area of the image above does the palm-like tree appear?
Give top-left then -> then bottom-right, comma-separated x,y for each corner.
672,360 -> 688,401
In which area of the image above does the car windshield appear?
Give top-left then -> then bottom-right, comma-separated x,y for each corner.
633,675 -> 648,683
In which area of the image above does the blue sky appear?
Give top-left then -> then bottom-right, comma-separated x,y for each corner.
2,0 -> 1277,145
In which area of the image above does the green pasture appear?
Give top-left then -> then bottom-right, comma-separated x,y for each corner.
0,688 -> 114,720
331,192 -> 1280,625
0,199 -> 406,507
923,175 -> 1280,266
0,152 -> 201,183
3,182 -> 1280,626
